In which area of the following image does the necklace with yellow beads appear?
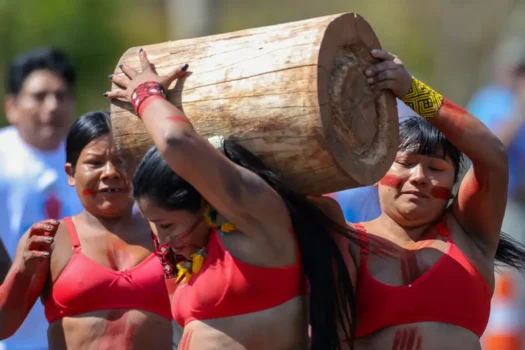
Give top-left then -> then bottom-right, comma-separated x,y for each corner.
175,204 -> 235,283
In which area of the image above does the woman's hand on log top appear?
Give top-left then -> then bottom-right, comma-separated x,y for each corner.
105,49 -> 188,100
365,49 -> 412,99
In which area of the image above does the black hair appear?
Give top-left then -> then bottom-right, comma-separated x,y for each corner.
7,47 -> 76,95
400,116 -> 525,272
133,141 -> 361,349
66,111 -> 111,167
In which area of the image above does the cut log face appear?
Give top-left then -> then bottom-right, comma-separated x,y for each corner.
110,13 -> 399,195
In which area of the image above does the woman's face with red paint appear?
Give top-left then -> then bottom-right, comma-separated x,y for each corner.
65,133 -> 133,218
378,150 -> 455,227
137,197 -> 210,260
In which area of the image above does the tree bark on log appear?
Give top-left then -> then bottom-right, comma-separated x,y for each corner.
110,13 -> 398,195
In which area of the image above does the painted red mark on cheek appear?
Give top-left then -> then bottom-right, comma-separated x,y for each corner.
167,116 -> 191,124
392,327 -> 422,350
82,189 -> 94,197
179,329 -> 194,350
430,186 -> 451,200
380,175 -> 403,189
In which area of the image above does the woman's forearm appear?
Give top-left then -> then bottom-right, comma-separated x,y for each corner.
402,77 -> 508,171
0,267 -> 37,339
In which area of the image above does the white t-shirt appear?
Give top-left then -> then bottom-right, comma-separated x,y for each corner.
0,126 -> 82,350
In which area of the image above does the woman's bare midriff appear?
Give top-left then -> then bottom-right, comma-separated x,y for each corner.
354,322 -> 481,350
178,296 -> 309,350
47,309 -> 173,350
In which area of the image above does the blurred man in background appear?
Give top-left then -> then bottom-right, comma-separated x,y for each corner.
0,47 -> 82,350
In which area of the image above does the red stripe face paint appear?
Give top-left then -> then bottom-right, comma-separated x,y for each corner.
380,175 -> 403,189
430,186 -> 451,201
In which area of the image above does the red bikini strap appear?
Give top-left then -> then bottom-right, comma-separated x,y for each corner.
63,217 -> 81,249
435,221 -> 452,242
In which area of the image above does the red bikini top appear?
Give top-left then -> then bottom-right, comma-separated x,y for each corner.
43,217 -> 172,323
171,229 -> 308,327
355,222 -> 491,338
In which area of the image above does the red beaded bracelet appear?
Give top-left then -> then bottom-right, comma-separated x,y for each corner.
131,81 -> 166,117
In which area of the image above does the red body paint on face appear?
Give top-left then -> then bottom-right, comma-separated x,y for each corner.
166,218 -> 204,250
392,327 -> 422,350
179,329 -> 194,350
82,189 -> 94,197
380,175 -> 403,189
430,186 -> 451,200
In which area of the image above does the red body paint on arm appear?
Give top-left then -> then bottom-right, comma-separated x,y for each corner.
167,116 -> 191,125
435,98 -> 468,139
0,269 -> 39,338
380,175 -> 403,189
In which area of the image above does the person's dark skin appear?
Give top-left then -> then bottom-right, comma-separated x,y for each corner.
349,50 -> 508,350
0,133 -> 173,349
106,50 -> 309,350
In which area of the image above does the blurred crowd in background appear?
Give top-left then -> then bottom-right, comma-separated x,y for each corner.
1,0 -> 525,349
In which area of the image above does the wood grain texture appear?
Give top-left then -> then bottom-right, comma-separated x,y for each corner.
110,13 -> 398,194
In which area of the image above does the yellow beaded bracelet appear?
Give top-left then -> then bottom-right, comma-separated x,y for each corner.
402,77 -> 444,121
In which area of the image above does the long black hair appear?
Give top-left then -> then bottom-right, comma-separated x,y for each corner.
399,116 -> 525,271
133,141 -> 361,350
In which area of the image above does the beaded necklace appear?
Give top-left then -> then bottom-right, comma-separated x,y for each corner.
175,204 -> 235,283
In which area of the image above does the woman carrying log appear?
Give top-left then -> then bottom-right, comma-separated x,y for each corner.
0,111 -> 174,349
105,49 -> 360,350
341,49 -> 525,349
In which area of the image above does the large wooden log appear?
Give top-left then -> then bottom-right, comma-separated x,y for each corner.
110,13 -> 398,195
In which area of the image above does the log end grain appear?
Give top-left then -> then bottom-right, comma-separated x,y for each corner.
318,13 -> 399,186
